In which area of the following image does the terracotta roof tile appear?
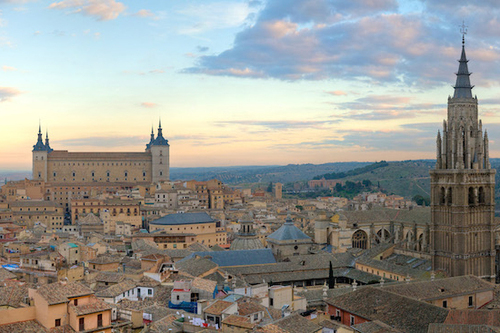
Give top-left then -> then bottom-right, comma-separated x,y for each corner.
69,297 -> 111,316
36,281 -> 93,305
222,314 -> 256,329
204,300 -> 234,315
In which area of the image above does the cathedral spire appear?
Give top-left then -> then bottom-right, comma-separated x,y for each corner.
453,24 -> 473,99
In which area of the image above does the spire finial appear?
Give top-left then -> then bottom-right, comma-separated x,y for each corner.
460,21 -> 467,46
159,117 -> 162,129
39,119 -> 41,134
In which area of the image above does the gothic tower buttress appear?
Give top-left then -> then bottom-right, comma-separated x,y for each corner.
430,34 -> 496,279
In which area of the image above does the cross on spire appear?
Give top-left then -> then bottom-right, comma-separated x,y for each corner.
460,21 -> 467,45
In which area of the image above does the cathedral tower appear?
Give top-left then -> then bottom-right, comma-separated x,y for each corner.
430,34 -> 496,279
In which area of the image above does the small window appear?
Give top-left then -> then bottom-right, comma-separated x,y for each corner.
79,318 -> 84,331
443,300 -> 447,308
55,319 -> 61,327
469,296 -> 473,307
74,299 -> 78,306
148,289 -> 152,295
97,314 -> 103,327
350,315 -> 355,326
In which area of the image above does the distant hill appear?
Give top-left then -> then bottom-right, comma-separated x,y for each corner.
5,159 -> 500,205
170,162 -> 371,184
337,160 -> 435,199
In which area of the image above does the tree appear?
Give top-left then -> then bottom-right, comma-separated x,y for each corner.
362,179 -> 372,187
413,195 -> 430,206
328,261 -> 335,289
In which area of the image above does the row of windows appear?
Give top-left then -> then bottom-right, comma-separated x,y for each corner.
439,187 -> 486,206
55,171 -> 147,177
53,162 -> 147,166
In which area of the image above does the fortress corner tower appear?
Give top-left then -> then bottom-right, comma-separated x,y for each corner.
430,35 -> 496,279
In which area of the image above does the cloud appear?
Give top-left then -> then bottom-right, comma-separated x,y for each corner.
214,119 -> 338,130
183,0 -> 500,87
2,65 -> 17,71
177,2 -> 257,34
141,102 -> 157,108
0,87 -> 21,102
197,46 -> 209,52
133,9 -> 158,20
326,90 -> 347,96
330,95 -> 446,121
48,0 -> 126,21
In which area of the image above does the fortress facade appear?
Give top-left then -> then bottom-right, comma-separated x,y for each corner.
32,121 -> 170,184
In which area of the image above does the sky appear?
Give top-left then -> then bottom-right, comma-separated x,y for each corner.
2,0 -> 500,169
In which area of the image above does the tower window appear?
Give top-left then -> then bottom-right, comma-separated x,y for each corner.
91,172 -> 95,177
53,172 -> 57,177
440,187 -> 446,205
143,171 -> 146,177
106,171 -> 110,177
160,171 -> 163,176
72,172 -> 76,177
124,172 -> 128,177
447,188 -> 452,205
469,187 -> 475,206
479,187 -> 485,204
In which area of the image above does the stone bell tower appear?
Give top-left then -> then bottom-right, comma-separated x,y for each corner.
430,31 -> 496,279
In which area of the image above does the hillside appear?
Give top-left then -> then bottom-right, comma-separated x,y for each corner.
341,160 -> 434,199
170,162 -> 371,184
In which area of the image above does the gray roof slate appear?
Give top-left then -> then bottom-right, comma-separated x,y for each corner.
150,212 -> 215,225
267,217 -> 311,242
181,249 -> 276,267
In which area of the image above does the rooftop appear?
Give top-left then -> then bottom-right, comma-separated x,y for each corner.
204,300 -> 234,315
36,281 -> 94,305
150,212 -> 215,226
326,287 -> 449,333
267,216 -> 311,242
181,248 -> 276,267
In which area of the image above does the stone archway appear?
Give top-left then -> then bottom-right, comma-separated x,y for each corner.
352,230 -> 368,249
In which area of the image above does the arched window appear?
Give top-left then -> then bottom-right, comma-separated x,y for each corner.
106,171 -> 110,177
376,229 -> 391,244
469,187 -> 475,206
447,188 -> 452,206
479,187 -> 485,204
352,230 -> 368,249
440,187 -> 446,205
